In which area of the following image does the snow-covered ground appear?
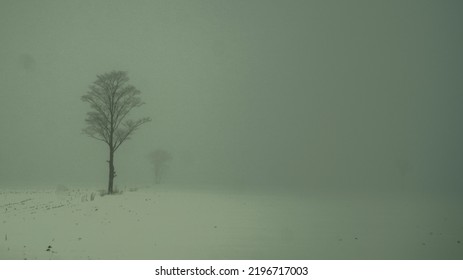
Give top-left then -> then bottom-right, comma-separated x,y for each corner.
0,185 -> 462,259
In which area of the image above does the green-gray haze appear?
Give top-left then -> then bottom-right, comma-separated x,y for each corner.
1,0 -> 462,196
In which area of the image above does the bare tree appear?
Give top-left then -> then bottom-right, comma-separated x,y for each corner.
82,71 -> 151,194
149,149 -> 172,184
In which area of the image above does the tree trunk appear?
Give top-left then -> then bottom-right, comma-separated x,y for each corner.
154,165 -> 160,184
108,147 -> 115,194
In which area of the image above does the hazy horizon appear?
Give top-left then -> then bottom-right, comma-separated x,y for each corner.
1,0 -> 462,197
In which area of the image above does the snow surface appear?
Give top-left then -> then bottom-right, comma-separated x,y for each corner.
0,185 -> 462,259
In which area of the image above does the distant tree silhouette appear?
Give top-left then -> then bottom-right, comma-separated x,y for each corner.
149,149 -> 172,184
82,71 -> 151,194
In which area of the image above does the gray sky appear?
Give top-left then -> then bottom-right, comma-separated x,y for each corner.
1,0 -> 462,194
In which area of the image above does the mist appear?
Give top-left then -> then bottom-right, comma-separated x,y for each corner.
2,0 -> 463,260
1,0 -> 462,197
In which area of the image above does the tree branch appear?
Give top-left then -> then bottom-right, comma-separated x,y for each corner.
82,70 -> 150,153
114,117 -> 151,151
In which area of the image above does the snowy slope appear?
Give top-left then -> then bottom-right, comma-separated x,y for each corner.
1,186 -> 462,259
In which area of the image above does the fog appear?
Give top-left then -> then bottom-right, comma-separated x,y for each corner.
1,0 -> 463,197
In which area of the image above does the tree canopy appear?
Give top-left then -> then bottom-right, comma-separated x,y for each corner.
82,71 -> 150,152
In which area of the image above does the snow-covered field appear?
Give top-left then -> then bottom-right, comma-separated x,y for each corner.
1,186 -> 462,259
